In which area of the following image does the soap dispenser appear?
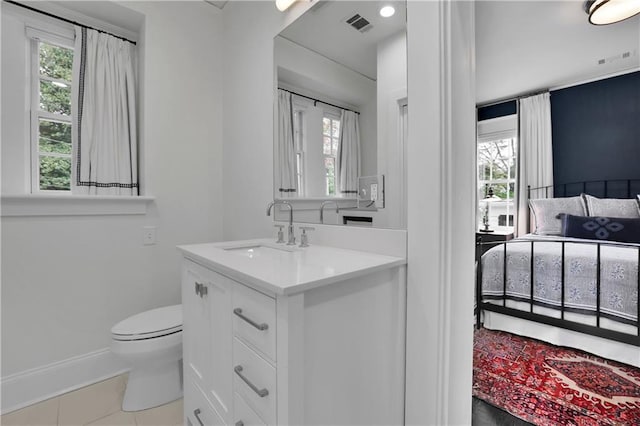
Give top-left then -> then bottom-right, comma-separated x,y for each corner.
274,224 -> 285,243
299,226 -> 315,247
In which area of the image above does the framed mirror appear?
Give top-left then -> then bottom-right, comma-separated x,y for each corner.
274,0 -> 407,229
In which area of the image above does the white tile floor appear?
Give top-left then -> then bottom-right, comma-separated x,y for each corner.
1,374 -> 183,426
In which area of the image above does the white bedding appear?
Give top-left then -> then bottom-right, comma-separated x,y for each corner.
481,234 -> 639,324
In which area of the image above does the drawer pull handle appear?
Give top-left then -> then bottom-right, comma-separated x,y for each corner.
233,308 -> 268,331
235,422 -> 245,426
234,365 -> 269,397
193,408 -> 204,426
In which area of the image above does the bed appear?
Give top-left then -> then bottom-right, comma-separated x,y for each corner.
476,180 -> 640,367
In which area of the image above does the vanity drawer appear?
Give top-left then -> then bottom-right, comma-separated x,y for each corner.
234,392 -> 267,426
184,377 -> 225,426
232,283 -> 276,361
233,338 -> 276,425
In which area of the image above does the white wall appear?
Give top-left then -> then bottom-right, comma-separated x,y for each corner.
1,11 -> 29,194
1,0 -> 224,401
221,0 -> 312,241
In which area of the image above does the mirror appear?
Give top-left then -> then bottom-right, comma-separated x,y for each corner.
274,0 -> 407,229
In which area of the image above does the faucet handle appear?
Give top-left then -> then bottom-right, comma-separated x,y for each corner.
299,226 -> 315,248
274,225 -> 284,243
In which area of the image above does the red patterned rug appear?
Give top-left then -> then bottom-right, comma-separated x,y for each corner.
473,328 -> 640,425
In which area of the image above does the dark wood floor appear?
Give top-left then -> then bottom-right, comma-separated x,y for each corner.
472,397 -> 533,426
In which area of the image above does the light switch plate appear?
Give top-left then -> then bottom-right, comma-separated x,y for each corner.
357,175 -> 384,210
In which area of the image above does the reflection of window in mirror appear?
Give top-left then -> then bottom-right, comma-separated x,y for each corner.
322,114 -> 340,197
476,114 -> 518,231
291,93 -> 345,198
293,108 -> 304,196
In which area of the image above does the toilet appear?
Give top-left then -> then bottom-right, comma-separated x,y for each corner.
111,305 -> 183,412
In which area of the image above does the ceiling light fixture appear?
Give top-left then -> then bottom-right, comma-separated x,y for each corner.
379,5 -> 395,18
584,0 -> 640,25
276,0 -> 298,12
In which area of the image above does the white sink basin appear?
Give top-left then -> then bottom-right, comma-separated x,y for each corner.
222,242 -> 297,258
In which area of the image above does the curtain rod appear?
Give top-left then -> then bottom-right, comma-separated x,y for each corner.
278,88 -> 360,115
477,89 -> 549,109
3,0 -> 137,45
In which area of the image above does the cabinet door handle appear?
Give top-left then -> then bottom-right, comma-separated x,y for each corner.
235,422 -> 245,426
233,308 -> 268,331
193,408 -> 204,426
195,282 -> 208,298
234,365 -> 269,397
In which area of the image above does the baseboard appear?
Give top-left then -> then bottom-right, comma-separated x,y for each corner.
1,348 -> 129,414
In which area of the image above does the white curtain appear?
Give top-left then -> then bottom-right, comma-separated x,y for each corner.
516,92 -> 553,236
276,89 -> 297,196
72,27 -> 138,195
336,110 -> 360,196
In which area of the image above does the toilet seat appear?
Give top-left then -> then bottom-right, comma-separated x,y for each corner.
112,305 -> 182,341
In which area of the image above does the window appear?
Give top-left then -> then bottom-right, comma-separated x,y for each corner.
322,114 -> 340,197
477,136 -> 518,230
476,114 -> 518,230
31,37 -> 74,193
293,109 -> 305,196
1,7 -> 150,216
289,94 -> 344,198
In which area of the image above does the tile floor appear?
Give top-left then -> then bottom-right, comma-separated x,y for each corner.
1,374 -> 183,426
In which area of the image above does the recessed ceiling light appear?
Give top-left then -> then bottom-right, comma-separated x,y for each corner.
380,5 -> 395,18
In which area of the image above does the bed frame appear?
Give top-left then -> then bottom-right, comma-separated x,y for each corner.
476,179 -> 640,347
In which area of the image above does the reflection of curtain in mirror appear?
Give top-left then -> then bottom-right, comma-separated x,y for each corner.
277,89 -> 297,197
336,110 -> 360,196
516,92 -> 553,236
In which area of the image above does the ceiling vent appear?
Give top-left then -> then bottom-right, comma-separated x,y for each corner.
345,13 -> 373,33
597,50 -> 635,65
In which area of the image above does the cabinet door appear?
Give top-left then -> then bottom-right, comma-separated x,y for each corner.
182,261 -> 211,386
182,260 -> 233,424
203,270 -> 234,423
184,377 -> 225,426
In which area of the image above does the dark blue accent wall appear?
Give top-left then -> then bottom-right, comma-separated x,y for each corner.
477,100 -> 517,121
551,71 -> 640,189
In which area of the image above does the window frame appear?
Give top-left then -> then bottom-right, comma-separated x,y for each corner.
292,101 -> 307,197
476,114 -> 518,231
322,109 -> 341,197
28,29 -> 75,194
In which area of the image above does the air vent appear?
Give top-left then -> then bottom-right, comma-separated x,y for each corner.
345,13 -> 373,33
597,50 -> 635,65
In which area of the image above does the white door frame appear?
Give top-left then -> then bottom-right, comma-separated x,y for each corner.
405,1 -> 476,424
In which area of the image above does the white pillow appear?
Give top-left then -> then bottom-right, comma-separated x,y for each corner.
529,196 -> 586,235
582,194 -> 640,218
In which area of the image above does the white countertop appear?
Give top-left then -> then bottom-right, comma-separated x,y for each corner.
177,239 -> 406,296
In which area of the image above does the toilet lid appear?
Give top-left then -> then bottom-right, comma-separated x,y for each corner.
112,305 -> 182,341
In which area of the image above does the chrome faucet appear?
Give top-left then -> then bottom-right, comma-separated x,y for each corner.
266,200 -> 295,245
320,200 -> 339,224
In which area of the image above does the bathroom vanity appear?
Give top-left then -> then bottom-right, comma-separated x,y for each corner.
178,239 -> 407,426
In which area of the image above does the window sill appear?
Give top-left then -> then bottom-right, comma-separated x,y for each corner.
1,194 -> 155,217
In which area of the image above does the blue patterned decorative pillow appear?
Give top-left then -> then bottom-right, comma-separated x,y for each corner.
561,214 -> 640,243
